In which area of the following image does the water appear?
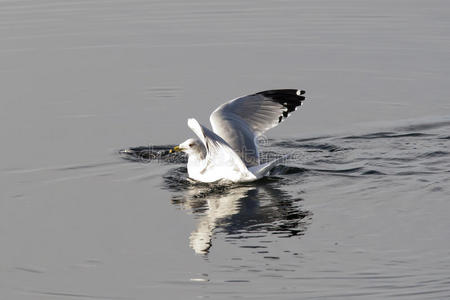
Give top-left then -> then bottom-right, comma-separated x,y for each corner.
1,0 -> 450,299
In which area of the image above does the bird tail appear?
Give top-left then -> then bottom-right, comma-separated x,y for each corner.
248,152 -> 293,179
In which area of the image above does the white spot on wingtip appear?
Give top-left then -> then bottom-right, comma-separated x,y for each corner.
296,90 -> 300,95
190,278 -> 209,282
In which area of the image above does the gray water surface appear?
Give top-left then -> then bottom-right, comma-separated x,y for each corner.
1,0 -> 450,299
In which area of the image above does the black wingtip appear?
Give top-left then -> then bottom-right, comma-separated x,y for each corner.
256,89 -> 306,101
256,89 -> 306,123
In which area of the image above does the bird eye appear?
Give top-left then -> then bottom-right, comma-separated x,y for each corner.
189,143 -> 194,147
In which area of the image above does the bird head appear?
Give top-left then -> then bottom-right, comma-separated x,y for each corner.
170,138 -> 204,157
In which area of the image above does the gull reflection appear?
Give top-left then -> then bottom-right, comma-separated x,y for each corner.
170,180 -> 310,255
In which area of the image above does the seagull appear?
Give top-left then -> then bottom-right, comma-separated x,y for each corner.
170,89 -> 306,183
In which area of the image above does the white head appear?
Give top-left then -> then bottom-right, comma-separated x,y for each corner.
171,138 -> 206,159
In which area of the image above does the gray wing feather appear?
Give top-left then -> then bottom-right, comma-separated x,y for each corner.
210,89 -> 305,166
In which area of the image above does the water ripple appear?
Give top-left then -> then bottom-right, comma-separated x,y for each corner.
119,117 -> 450,256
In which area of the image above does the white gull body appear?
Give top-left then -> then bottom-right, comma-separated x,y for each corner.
174,89 -> 306,183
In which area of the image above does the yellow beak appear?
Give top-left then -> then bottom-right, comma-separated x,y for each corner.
169,145 -> 182,153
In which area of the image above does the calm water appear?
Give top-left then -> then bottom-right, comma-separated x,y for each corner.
1,0 -> 450,299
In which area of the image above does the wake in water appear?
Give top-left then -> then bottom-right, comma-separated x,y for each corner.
119,117 -> 450,254
120,146 -> 311,255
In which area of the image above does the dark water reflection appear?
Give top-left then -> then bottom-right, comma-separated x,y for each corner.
165,173 -> 311,255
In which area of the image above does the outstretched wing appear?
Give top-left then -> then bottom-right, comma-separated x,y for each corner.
187,118 -> 249,176
209,89 -> 306,166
